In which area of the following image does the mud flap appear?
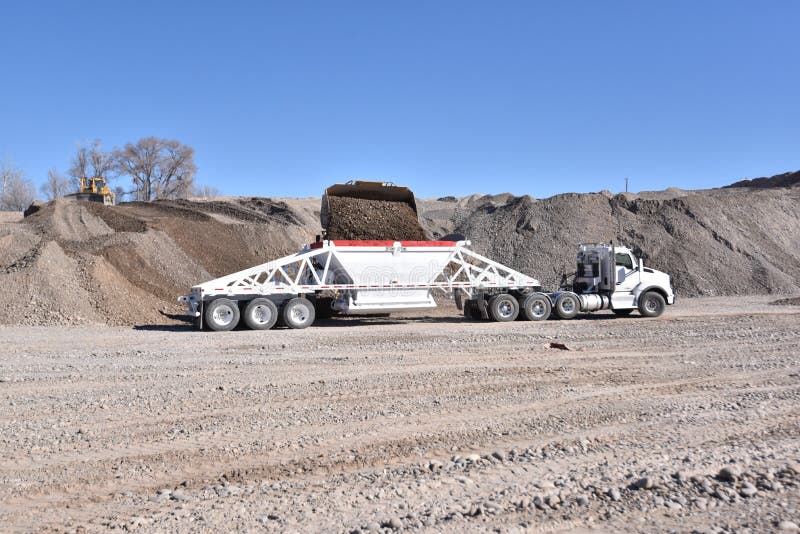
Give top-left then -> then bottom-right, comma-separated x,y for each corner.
477,297 -> 489,319
454,288 -> 463,311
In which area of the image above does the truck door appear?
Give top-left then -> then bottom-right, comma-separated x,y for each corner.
611,252 -> 638,308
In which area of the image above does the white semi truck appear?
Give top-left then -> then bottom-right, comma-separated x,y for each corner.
179,239 -> 674,331
543,242 -> 675,320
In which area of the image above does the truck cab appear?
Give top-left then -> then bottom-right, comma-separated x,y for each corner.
553,243 -> 675,318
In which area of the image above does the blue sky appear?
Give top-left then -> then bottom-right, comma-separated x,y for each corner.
1,1 -> 798,198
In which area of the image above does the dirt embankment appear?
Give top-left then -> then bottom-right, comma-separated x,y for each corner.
0,198 -> 314,327
440,187 -> 800,296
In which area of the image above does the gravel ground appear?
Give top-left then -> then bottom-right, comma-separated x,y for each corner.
1,296 -> 798,533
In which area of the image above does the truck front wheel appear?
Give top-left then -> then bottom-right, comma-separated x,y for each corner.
638,291 -> 666,317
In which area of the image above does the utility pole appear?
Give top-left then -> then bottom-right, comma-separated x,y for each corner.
625,177 -> 629,193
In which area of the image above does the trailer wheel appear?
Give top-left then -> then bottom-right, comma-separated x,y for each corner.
243,298 -> 279,330
522,293 -> 551,321
204,298 -> 240,331
638,291 -> 666,318
554,293 -> 579,320
613,308 -> 634,317
282,297 -> 316,329
488,293 -> 519,322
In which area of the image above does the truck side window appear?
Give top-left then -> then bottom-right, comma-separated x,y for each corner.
615,253 -> 633,270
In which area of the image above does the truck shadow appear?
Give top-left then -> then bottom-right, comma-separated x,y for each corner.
132,312 -> 637,331
312,316 -> 468,327
133,311 -> 195,331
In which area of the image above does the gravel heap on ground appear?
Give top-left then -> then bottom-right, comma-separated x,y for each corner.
0,198 -> 314,326
324,196 -> 427,240
440,186 -> 800,296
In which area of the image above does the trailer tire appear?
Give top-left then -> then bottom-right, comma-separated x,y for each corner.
243,298 -> 279,330
554,292 -> 580,320
488,293 -> 519,322
638,291 -> 666,318
282,297 -> 316,329
204,298 -> 240,331
521,293 -> 551,321
613,308 -> 634,317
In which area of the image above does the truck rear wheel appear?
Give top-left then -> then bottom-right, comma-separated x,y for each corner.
282,297 -> 316,329
638,291 -> 666,317
243,298 -> 278,330
204,298 -> 240,331
522,293 -> 551,321
554,292 -> 580,319
488,293 -> 519,322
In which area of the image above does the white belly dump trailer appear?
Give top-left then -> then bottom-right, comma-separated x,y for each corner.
179,240 -> 675,331
179,239 -> 550,331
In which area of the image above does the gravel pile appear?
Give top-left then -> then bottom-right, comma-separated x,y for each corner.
324,196 -> 427,240
444,187 -> 800,295
0,198 -> 314,327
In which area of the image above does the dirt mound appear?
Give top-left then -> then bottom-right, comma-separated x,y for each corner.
724,170 -> 800,189
324,196 -> 427,240
0,198 -> 315,326
440,187 -> 800,296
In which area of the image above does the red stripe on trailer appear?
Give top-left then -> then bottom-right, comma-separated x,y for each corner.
310,240 -> 457,248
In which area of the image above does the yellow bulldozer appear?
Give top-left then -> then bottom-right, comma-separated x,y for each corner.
64,176 -> 116,205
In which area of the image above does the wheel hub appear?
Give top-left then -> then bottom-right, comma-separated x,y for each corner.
252,305 -> 272,324
291,305 -> 309,322
213,305 -> 234,326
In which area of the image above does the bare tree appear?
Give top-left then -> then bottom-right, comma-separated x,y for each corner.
112,185 -> 130,203
39,168 -> 73,200
115,137 -> 197,201
192,184 -> 221,198
69,140 -> 114,183
0,161 -> 36,211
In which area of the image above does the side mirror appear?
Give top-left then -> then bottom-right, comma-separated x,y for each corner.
638,258 -> 644,271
